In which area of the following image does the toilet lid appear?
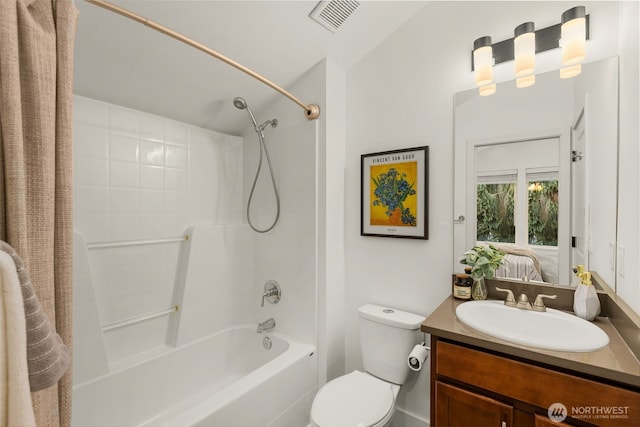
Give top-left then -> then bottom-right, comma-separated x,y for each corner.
311,371 -> 394,427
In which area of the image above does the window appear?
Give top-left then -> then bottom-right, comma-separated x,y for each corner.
476,173 -> 516,243
476,170 -> 558,248
527,171 -> 559,246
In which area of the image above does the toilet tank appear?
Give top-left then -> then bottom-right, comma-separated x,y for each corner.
358,304 -> 425,385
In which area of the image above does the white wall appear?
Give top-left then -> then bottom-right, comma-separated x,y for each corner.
345,1 -> 632,424
317,58 -> 348,384
73,96 -> 244,379
240,57 -> 348,392
241,60 -> 327,349
616,0 -> 640,314
574,58 -> 620,288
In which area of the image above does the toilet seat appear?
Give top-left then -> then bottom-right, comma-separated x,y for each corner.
310,371 -> 395,427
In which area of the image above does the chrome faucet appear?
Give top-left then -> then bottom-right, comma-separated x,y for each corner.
256,318 -> 276,333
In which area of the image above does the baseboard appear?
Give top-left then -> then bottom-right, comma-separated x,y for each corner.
393,407 -> 429,427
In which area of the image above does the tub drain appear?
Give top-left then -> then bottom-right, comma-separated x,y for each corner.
263,336 -> 272,350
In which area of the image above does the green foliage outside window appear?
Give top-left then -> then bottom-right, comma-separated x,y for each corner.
476,183 -> 515,243
528,180 -> 559,246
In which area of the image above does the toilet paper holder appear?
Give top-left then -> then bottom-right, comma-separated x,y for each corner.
407,342 -> 431,372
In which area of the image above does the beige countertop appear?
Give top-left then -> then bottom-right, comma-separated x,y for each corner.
422,295 -> 640,389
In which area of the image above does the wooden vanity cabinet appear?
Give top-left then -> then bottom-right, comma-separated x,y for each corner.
430,338 -> 640,427
435,381 -> 513,426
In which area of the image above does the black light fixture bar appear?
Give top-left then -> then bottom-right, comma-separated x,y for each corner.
471,15 -> 590,71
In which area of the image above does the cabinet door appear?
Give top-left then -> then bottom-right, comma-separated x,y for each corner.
436,381 -> 513,427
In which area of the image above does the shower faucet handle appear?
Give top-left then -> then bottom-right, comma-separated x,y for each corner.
261,280 -> 281,307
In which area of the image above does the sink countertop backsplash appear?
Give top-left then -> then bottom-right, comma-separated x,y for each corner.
482,276 -> 640,361
423,291 -> 640,388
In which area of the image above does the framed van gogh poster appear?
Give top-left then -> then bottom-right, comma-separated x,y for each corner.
361,146 -> 429,239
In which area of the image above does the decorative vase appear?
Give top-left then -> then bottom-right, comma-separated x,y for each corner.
472,277 -> 488,300
387,207 -> 403,226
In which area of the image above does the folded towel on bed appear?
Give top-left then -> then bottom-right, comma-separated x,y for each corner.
0,250 -> 36,426
0,241 -> 70,392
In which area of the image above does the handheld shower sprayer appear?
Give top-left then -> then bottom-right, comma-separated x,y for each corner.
233,97 -> 277,134
233,96 -> 281,233
233,96 -> 258,130
233,97 -> 247,110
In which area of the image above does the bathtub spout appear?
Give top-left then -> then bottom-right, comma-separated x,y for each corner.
256,318 -> 275,333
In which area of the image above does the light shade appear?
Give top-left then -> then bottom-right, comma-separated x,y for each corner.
560,64 -> 582,79
479,84 -> 496,97
516,75 -> 536,88
561,6 -> 586,66
514,22 -> 535,77
473,36 -> 493,87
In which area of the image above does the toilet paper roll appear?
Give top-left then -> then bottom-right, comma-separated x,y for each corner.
407,343 -> 429,371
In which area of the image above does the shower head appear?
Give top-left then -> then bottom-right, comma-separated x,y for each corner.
233,97 -> 248,110
233,96 -> 259,129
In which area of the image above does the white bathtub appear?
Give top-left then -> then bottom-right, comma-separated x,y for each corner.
72,326 -> 317,427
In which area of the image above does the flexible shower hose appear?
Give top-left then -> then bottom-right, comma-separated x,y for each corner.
246,129 -> 280,233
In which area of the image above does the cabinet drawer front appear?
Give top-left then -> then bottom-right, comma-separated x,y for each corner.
436,341 -> 640,426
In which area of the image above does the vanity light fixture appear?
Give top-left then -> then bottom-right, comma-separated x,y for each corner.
560,6 -> 587,77
473,36 -> 494,95
514,22 -> 535,78
470,6 -> 589,92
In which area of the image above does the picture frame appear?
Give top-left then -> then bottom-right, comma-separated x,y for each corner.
361,146 -> 429,239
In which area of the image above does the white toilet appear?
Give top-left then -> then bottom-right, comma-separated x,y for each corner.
310,304 -> 426,427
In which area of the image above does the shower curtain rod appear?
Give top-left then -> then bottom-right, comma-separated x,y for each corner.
85,0 -> 320,120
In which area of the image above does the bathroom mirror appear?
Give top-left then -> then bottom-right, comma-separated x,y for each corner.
453,56 -> 619,290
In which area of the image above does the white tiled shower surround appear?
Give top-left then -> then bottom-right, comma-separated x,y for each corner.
72,90 -> 320,418
72,96 -> 246,382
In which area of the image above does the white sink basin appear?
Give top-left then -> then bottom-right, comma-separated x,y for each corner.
455,300 -> 609,352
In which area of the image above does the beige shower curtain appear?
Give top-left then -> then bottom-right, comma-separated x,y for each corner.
0,0 -> 78,426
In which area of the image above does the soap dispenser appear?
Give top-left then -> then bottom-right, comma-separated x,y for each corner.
573,271 -> 601,321
572,264 -> 585,286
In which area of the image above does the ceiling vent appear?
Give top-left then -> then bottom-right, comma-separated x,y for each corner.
309,0 -> 360,33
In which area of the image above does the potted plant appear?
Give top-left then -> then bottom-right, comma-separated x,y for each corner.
459,244 -> 505,300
